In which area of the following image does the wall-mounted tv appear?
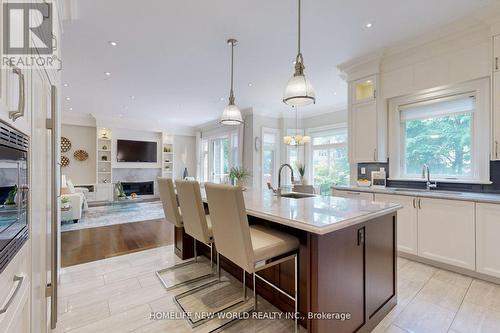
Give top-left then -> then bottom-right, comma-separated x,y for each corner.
116,140 -> 157,162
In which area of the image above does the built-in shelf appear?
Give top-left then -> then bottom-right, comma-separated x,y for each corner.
162,136 -> 174,179
97,128 -> 113,185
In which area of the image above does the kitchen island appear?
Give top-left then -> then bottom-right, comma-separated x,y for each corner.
174,190 -> 401,333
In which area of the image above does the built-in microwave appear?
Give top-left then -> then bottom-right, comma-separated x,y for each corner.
0,121 -> 29,274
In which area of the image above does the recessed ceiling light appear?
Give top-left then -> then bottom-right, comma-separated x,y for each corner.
69,107 -> 73,111
130,95 -> 135,99
108,41 -> 118,46
65,97 -> 71,101
104,72 -> 111,76
248,83 -> 253,87
333,91 -> 337,96
63,83 -> 69,87
365,22 -> 373,29
220,97 -> 225,101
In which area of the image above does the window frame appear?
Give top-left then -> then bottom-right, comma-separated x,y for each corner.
388,78 -> 491,184
199,128 -> 239,183
261,127 -> 280,189
306,123 -> 349,190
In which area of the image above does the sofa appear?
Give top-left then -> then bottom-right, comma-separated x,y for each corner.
61,177 -> 88,223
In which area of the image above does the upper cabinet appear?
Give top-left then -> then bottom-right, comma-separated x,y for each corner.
492,35 -> 500,160
352,76 -> 377,104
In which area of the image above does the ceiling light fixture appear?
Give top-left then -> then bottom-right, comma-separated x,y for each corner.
283,0 -> 316,107
220,39 -> 243,125
130,95 -> 135,99
104,72 -> 111,76
63,83 -> 69,87
283,106 -> 310,146
69,107 -> 73,111
108,41 -> 118,46
365,22 -> 373,29
65,97 -> 71,101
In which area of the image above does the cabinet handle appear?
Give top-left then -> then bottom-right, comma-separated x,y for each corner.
373,89 -> 377,99
496,141 -> 499,159
412,198 -> 416,209
8,68 -> 25,122
496,57 -> 499,71
418,198 -> 422,209
373,148 -> 377,161
357,228 -> 365,246
0,275 -> 24,315
346,191 -> 361,195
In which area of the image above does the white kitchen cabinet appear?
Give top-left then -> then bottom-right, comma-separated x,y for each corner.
417,197 -> 475,270
350,101 -> 379,163
332,189 -> 373,201
352,76 -> 377,104
494,35 -> 500,72
375,194 -> 418,255
476,203 -> 500,278
492,71 -> 500,160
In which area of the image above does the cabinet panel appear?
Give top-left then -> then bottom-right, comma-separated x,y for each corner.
494,35 -> 500,72
417,198 -> 475,270
375,194 -> 418,255
493,72 -> 500,160
351,102 -> 378,163
333,189 -> 373,201
476,203 -> 500,278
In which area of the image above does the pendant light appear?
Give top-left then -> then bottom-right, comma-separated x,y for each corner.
283,0 -> 316,107
283,106 -> 311,146
221,39 -> 243,125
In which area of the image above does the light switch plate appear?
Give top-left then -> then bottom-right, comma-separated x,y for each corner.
361,167 -> 366,175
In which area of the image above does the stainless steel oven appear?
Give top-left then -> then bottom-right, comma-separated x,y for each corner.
0,122 -> 29,274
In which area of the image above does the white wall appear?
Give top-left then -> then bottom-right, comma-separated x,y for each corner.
173,135 -> 197,179
61,124 -> 96,184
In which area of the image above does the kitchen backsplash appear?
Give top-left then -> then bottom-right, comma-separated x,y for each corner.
357,161 -> 500,194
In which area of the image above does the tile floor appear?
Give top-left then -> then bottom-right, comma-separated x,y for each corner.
56,246 -> 500,333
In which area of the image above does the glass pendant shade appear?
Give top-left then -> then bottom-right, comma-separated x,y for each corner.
283,73 -> 316,106
221,103 -> 243,125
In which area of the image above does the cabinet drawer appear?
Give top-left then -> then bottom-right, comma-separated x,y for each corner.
0,243 -> 30,333
333,190 -> 373,201
476,203 -> 500,278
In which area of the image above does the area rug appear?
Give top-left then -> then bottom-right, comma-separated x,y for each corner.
61,201 -> 165,232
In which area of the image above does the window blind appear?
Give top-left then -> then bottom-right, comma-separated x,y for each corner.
400,95 -> 475,122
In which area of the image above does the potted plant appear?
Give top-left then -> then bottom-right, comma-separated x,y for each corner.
4,185 -> 17,206
229,167 -> 251,189
115,181 -> 127,200
61,197 -> 71,210
296,163 -> 307,185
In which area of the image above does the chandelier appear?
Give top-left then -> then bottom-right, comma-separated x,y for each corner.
283,107 -> 310,146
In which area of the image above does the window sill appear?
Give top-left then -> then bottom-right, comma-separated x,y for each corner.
387,178 -> 492,185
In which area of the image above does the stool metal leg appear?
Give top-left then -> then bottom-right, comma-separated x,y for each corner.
155,240 -> 216,291
294,254 -> 298,333
253,272 -> 257,311
174,263 -> 249,329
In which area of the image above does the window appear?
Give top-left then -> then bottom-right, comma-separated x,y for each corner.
261,128 -> 280,189
199,129 -> 239,184
401,96 -> 473,179
389,78 -> 490,183
310,126 -> 349,194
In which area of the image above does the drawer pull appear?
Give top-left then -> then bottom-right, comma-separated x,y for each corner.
0,275 -> 24,315
346,191 -> 361,195
8,68 -> 25,122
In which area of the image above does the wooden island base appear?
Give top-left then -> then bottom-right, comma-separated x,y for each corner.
174,211 -> 397,333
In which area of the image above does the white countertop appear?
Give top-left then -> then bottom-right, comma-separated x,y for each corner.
333,185 -> 500,204
202,189 -> 401,235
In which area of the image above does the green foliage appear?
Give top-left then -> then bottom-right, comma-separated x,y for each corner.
229,166 -> 250,181
295,163 -> 306,177
312,147 -> 349,195
61,197 -> 70,204
116,181 -> 126,198
4,184 -> 17,205
404,113 -> 471,176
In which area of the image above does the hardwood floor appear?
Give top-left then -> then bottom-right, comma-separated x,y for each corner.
61,218 -> 174,267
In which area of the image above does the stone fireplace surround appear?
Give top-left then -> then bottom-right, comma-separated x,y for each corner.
112,168 -> 161,197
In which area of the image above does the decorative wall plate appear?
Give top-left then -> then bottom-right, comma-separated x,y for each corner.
73,150 -> 89,161
61,156 -> 70,167
61,137 -> 72,153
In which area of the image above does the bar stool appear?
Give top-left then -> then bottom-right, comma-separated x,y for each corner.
205,183 -> 300,333
155,178 -> 215,290
173,180 -> 247,328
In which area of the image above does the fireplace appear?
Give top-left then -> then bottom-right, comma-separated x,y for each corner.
121,181 -> 154,196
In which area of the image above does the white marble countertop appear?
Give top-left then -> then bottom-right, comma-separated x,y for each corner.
202,189 -> 401,235
333,185 -> 500,204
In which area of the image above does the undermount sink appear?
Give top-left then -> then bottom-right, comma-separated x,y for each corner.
279,192 -> 316,199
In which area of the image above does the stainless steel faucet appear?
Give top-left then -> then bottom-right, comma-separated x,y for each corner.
422,164 -> 437,190
277,163 -> 295,197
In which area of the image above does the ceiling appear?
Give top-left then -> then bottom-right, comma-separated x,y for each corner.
62,0 -> 494,130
